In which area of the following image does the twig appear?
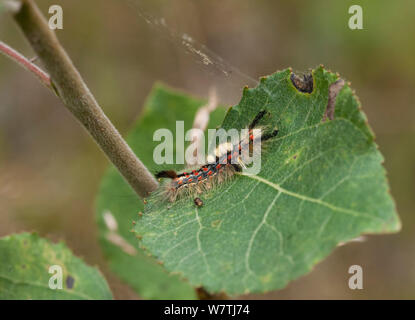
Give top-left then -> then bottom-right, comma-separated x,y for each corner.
186,87 -> 218,166
192,87 -> 218,133
0,40 -> 52,90
12,0 -> 158,198
103,211 -> 138,256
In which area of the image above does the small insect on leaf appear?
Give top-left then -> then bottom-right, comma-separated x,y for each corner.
194,197 -> 204,207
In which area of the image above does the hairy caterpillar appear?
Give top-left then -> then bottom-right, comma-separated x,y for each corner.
155,110 -> 278,202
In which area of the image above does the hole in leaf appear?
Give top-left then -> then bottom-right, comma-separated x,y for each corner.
290,73 -> 314,93
66,275 -> 75,289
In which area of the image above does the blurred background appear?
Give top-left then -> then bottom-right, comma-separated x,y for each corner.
0,0 -> 414,299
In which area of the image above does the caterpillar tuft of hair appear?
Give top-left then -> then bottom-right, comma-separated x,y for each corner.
155,110 -> 278,202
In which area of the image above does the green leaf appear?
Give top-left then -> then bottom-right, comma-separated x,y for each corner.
0,233 -> 112,300
96,83 -> 226,299
134,67 -> 400,295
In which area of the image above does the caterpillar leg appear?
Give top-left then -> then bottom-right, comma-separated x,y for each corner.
155,170 -> 178,179
232,163 -> 243,172
249,110 -> 267,129
261,129 -> 279,142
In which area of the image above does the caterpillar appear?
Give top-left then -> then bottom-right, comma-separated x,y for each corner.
155,110 -> 279,202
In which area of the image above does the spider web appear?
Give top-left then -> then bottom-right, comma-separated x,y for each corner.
125,0 -> 259,100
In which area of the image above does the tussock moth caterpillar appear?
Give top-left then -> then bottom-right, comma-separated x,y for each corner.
156,110 -> 278,202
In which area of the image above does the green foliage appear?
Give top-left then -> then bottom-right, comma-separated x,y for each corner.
0,233 -> 112,300
133,67 -> 400,295
96,83 -> 226,299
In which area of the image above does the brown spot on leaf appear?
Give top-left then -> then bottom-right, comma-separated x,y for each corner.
290,73 -> 314,93
323,79 -> 345,121
66,275 -> 75,289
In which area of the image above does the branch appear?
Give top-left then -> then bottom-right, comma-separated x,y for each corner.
0,40 -> 52,90
12,0 -> 158,198
185,87 -> 218,167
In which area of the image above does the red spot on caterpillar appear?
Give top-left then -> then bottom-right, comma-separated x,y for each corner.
197,176 -> 202,181
188,178 -> 193,182
249,134 -> 254,140
228,154 -> 232,160
203,167 -> 208,172
185,175 -> 190,178
216,164 -> 221,169
208,171 -> 212,175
